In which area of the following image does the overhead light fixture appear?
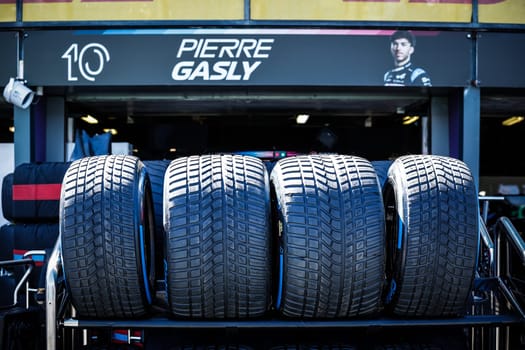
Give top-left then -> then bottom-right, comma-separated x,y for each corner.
402,116 -> 419,125
9,126 -> 14,133
296,114 -> 310,124
3,78 -> 35,109
103,128 -> 118,135
81,114 -> 99,124
169,148 -> 177,153
502,116 -> 524,126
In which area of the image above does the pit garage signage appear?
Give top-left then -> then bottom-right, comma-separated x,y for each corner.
171,38 -> 273,82
478,33 -> 525,88
1,0 -> 525,25
252,0 -> 525,25
0,32 -> 17,87
23,29 -> 472,87
0,0 -> 244,22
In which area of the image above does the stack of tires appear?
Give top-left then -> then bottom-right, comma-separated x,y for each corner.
59,154 -> 480,346
60,154 -> 272,319
271,154 -> 479,319
0,162 -> 70,303
0,162 -> 70,350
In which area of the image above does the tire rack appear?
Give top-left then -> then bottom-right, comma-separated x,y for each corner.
45,211 -> 525,350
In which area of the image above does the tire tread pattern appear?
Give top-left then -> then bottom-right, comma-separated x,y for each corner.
271,155 -> 385,318
388,155 -> 479,316
61,155 -> 151,318
165,154 -> 271,318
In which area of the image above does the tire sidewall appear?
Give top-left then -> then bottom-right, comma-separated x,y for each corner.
384,158 -> 410,309
135,162 -> 156,307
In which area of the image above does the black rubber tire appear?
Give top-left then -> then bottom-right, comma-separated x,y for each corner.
164,154 -> 271,318
270,154 -> 385,318
143,159 -> 171,281
383,155 -> 479,317
60,155 -> 156,318
2,173 -> 13,222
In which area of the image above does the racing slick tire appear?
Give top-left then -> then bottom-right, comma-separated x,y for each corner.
383,155 -> 479,317
60,155 -> 156,318
164,154 -> 271,318
271,154 -> 385,318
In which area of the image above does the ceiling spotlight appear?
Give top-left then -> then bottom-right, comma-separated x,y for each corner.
103,128 -> 118,135
3,78 -> 35,109
8,126 -> 14,133
402,116 -> 420,125
296,114 -> 310,124
81,114 -> 99,124
502,116 -> 524,126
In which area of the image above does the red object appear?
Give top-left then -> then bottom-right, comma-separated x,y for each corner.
12,184 -> 62,201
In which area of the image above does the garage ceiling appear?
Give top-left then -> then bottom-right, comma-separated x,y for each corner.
1,86 -> 524,120
62,86 -> 433,119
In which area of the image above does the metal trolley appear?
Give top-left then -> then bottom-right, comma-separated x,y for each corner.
42,201 -> 525,350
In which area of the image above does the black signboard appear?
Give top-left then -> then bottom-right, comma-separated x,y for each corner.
24,29 -> 471,87
479,33 -> 525,88
0,32 -> 18,88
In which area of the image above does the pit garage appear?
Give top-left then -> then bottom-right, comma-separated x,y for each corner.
1,2 -> 525,350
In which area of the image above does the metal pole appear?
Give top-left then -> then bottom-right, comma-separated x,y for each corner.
46,240 -> 61,350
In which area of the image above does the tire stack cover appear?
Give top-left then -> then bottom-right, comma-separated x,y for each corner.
383,155 -> 479,317
7,162 -> 70,222
271,154 -> 385,318
0,162 -> 67,305
0,223 -> 59,288
2,173 -> 13,222
371,160 -> 393,190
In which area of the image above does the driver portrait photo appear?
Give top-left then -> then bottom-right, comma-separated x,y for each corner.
384,30 -> 432,87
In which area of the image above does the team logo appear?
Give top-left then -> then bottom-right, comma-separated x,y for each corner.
62,43 -> 111,82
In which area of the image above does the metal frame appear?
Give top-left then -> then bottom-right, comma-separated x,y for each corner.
2,20 -> 525,32
0,257 -> 33,308
1,0 -> 525,32
44,213 -> 525,350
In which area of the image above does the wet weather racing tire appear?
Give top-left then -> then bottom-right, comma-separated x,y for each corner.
164,155 -> 271,318
383,155 -> 479,317
271,155 -> 385,318
60,155 -> 156,318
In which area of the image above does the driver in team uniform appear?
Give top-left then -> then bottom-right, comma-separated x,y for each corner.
384,30 -> 432,87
